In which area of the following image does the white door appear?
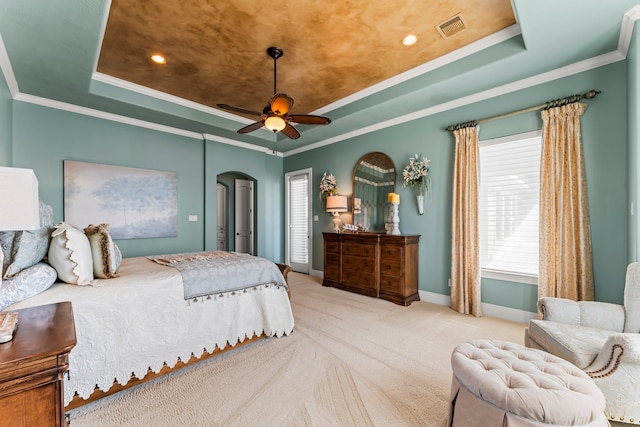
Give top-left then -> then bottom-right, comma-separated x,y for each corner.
216,183 -> 227,251
234,179 -> 254,254
286,169 -> 312,273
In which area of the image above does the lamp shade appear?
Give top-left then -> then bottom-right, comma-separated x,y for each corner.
326,195 -> 348,213
0,167 -> 40,231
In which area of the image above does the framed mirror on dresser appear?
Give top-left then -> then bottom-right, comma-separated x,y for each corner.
352,152 -> 395,232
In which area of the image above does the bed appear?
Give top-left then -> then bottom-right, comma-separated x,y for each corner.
4,252 -> 295,408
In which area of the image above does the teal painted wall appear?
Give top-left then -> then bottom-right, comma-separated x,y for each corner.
629,22 -> 639,263
285,62 -> 629,312
11,102 -> 285,262
203,141 -> 284,262
0,68 -> 11,166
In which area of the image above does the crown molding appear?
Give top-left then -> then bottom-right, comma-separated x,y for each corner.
13,93 -> 281,155
92,73 -> 262,126
312,24 -> 522,115
618,4 -> 640,55
284,48 -> 627,157
0,33 -> 19,98
1,6 -> 638,157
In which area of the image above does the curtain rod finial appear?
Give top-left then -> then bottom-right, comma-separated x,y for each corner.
583,90 -> 600,99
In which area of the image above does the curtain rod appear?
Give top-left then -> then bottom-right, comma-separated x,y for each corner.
444,89 -> 601,132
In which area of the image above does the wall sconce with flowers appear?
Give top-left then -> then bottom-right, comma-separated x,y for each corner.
319,172 -> 337,207
402,153 -> 431,215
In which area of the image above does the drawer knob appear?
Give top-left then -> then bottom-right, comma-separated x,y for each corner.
364,262 -> 368,267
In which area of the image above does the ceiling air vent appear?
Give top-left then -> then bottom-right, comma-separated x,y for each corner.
437,14 -> 467,39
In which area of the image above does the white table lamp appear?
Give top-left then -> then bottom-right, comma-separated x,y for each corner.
0,166 -> 41,272
326,195 -> 348,232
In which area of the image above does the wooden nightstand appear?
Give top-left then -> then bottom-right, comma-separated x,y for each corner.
0,302 -> 76,427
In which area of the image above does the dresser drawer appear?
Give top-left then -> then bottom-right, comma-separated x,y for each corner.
325,241 -> 340,254
342,269 -> 376,289
342,255 -> 375,270
342,243 -> 376,258
380,244 -> 402,260
325,253 -> 340,266
380,259 -> 401,276
324,264 -> 340,281
380,274 -> 402,294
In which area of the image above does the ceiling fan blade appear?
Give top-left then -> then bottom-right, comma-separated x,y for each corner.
237,121 -> 265,134
269,93 -> 294,115
288,114 -> 332,125
280,123 -> 301,139
216,104 -> 262,117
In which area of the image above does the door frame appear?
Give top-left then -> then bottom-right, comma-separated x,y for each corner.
234,178 -> 255,255
285,168 -> 312,273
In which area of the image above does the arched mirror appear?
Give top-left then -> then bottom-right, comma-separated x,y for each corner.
352,152 -> 396,232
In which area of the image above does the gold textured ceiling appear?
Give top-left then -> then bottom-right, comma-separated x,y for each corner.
97,0 -> 516,118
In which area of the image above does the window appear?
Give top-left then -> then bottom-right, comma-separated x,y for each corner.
479,131 -> 541,284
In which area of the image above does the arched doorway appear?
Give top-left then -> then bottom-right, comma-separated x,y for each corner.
216,172 -> 256,254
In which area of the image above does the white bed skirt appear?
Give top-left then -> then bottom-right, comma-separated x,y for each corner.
8,257 -> 295,405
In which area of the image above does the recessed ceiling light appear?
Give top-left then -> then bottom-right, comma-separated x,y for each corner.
150,54 -> 166,64
402,34 -> 418,46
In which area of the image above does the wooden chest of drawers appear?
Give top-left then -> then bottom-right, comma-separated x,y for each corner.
322,232 -> 420,305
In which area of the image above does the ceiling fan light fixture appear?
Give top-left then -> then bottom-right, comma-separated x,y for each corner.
265,115 -> 287,132
270,94 -> 293,115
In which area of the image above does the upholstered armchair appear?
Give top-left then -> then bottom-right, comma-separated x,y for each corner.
525,262 -> 640,425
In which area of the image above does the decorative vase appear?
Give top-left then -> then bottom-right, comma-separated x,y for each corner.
416,185 -> 424,215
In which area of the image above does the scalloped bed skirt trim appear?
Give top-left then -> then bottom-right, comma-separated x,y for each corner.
7,256 -> 295,406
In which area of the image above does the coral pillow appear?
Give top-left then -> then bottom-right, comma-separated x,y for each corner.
48,223 -> 94,285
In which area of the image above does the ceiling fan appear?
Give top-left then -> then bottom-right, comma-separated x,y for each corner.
216,47 -> 331,140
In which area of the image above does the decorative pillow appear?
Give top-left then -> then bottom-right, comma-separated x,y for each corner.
84,224 -> 121,279
4,201 -> 54,278
0,232 -> 14,276
0,262 -> 57,311
48,222 -> 94,286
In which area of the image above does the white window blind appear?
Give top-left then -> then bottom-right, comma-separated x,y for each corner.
289,174 -> 309,264
479,132 -> 541,283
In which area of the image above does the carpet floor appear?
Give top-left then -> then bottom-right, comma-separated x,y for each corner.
68,273 -> 527,426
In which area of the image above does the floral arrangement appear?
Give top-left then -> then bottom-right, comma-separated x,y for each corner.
402,153 -> 431,195
319,172 -> 337,197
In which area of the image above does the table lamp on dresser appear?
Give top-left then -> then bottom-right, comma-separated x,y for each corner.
326,195 -> 348,232
0,167 -> 40,341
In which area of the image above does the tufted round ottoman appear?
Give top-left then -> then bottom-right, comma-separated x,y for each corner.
449,340 -> 608,427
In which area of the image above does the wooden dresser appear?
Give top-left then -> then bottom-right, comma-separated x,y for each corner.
0,302 -> 76,427
323,232 -> 420,306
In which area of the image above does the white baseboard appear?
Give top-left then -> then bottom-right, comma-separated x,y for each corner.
310,269 -> 323,278
311,273 -> 536,324
419,290 -> 536,324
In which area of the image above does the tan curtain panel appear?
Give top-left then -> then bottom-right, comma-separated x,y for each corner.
539,102 -> 594,301
450,125 -> 482,317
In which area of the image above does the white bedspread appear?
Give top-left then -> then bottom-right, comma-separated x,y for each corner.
7,256 -> 295,405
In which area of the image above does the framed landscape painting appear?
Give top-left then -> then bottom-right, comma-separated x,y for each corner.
64,160 -> 178,239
